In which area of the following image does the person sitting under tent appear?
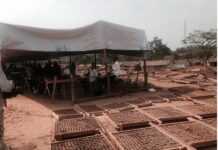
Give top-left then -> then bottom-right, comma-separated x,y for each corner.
44,61 -> 53,80
52,61 -> 62,79
95,72 -> 104,96
88,63 -> 98,96
62,61 -> 76,78
135,63 -> 142,84
112,57 -> 122,78
62,64 -> 71,78
69,61 -> 76,76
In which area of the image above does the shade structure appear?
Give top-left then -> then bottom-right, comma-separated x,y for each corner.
0,21 -> 149,61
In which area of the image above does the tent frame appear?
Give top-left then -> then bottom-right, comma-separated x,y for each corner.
1,48 -> 148,102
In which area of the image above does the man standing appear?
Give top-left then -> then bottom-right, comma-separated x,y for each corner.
89,63 -> 98,95
112,57 -> 122,77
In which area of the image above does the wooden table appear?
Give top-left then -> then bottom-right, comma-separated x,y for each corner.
45,78 -> 73,100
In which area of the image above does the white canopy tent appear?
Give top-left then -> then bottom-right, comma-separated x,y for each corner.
0,21 -> 150,98
0,21 -> 149,61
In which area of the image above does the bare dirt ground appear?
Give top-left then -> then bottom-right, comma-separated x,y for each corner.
3,65 -> 217,150
4,95 -> 55,150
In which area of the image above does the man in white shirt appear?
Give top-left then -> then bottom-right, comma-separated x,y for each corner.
89,63 -> 98,95
89,67 -> 98,83
112,58 -> 121,77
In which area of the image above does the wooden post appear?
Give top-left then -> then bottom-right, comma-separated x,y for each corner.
52,76 -> 57,99
71,74 -> 75,103
94,53 -> 97,69
103,50 -> 111,95
143,59 -> 148,87
69,55 -> 72,64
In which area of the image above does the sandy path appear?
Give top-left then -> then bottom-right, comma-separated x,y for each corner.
4,95 -> 55,150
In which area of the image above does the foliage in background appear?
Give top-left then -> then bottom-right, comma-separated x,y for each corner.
176,29 -> 217,65
148,37 -> 172,60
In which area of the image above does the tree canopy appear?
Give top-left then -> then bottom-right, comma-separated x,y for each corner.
183,29 -> 217,49
175,29 -> 217,64
148,37 -> 172,60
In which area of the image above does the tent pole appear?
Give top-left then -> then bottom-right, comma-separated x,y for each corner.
69,55 -> 72,64
143,57 -> 148,88
103,49 -> 111,95
94,53 -> 97,69
71,74 -> 75,103
69,55 -> 75,104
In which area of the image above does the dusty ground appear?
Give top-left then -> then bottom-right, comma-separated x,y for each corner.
3,65 -> 217,150
4,95 -> 55,150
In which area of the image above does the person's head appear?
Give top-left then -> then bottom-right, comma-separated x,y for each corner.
71,61 -> 75,65
91,62 -> 95,69
45,60 -> 51,66
53,61 -> 58,66
113,57 -> 118,63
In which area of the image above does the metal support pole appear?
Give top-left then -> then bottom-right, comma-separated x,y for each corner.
103,50 -> 111,95
143,53 -> 148,88
69,55 -> 72,64
94,53 -> 97,69
71,74 -> 75,103
143,59 -> 147,85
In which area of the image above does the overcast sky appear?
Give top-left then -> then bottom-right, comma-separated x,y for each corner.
0,0 -> 216,50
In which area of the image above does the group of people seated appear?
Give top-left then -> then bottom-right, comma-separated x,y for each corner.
80,58 -> 122,96
2,58 -> 123,97
3,60 -> 75,94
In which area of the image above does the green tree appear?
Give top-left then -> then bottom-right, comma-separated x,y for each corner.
175,47 -> 197,65
149,37 -> 172,60
183,29 -> 217,64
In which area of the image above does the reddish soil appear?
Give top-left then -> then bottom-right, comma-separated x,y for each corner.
171,73 -> 198,80
51,134 -> 114,150
149,77 -> 188,89
53,108 -> 78,115
161,121 -> 217,146
79,104 -> 104,112
177,104 -> 217,118
157,91 -> 177,99
142,95 -> 166,103
4,65 -> 217,150
201,118 -> 217,128
143,106 -> 190,123
194,98 -> 217,106
55,117 -> 100,140
53,108 -> 83,120
113,127 -> 182,150
107,110 -> 152,130
127,98 -> 152,108
4,95 -> 54,150
127,98 -> 146,104
168,86 -> 197,96
102,102 -> 131,110
197,146 -> 217,150
137,102 -> 153,108
188,90 -> 215,99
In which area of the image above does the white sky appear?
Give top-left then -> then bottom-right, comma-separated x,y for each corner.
0,0 -> 216,50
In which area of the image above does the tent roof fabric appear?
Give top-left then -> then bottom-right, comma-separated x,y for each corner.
0,21 -> 149,61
